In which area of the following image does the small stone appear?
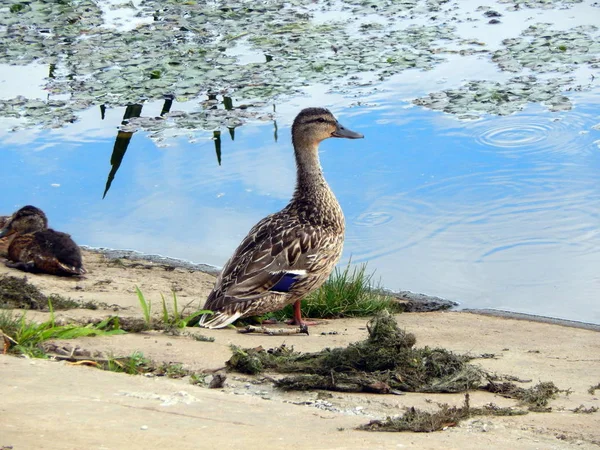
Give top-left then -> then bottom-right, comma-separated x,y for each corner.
209,373 -> 226,389
484,10 -> 502,17
140,425 -> 148,430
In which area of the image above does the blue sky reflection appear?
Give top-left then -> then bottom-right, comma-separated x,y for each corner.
1,98 -> 600,324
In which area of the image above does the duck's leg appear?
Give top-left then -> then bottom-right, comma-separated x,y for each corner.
286,300 -> 319,326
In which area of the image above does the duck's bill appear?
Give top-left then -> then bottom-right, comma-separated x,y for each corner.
332,123 -> 364,139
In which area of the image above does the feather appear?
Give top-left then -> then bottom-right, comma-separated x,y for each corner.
270,270 -> 307,293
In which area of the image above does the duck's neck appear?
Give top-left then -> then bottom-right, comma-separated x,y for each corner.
292,142 -> 329,200
289,140 -> 344,232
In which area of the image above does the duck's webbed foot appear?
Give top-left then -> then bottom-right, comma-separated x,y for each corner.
5,261 -> 37,272
285,318 -> 319,326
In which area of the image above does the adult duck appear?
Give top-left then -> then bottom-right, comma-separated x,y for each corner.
196,107 -> 363,329
0,205 -> 86,276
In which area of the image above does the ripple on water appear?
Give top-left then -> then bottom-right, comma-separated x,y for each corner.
348,163 -> 600,273
353,211 -> 394,227
466,112 -> 595,157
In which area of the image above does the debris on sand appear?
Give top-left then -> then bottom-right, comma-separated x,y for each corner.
484,380 -> 569,412
227,312 -> 567,411
0,274 -> 92,310
0,275 -> 48,309
359,394 -> 527,432
227,311 -> 484,393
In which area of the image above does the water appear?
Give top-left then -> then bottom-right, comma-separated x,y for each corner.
1,93 -> 600,324
1,1 -> 600,324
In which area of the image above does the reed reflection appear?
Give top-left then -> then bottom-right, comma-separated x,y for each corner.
101,95 -> 279,197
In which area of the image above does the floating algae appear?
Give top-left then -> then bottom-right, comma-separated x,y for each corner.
0,0 -> 453,131
227,311 -> 484,393
413,76 -> 574,118
493,24 -> 600,74
3,1 -> 597,131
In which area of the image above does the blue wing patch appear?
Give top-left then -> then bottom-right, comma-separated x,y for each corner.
270,272 -> 303,293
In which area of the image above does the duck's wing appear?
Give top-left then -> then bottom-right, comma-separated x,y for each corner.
197,213 -> 331,328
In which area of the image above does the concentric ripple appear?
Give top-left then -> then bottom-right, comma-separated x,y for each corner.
465,112 -> 595,157
353,211 -> 394,227
478,123 -> 549,148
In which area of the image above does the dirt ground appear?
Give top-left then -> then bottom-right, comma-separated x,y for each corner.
1,250 -> 599,449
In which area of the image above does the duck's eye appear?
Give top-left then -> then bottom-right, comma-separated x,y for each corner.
317,117 -> 325,123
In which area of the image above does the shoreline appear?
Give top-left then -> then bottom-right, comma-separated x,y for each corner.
2,248 -> 600,449
81,246 -> 600,331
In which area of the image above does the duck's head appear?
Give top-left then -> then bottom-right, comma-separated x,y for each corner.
0,205 -> 48,238
292,107 -> 363,148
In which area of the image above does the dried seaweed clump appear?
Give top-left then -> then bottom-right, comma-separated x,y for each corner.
0,275 -> 82,310
227,311 -> 484,393
359,394 -> 527,433
0,275 -> 48,309
485,380 -> 567,412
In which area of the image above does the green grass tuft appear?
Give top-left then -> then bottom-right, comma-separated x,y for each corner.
135,286 -> 152,328
0,308 -> 125,357
136,286 -> 212,330
104,351 -> 151,375
271,263 -> 402,320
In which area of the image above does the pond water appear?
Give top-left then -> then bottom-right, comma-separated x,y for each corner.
1,0 -> 600,324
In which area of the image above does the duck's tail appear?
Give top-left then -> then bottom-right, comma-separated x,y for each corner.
190,310 -> 242,329
57,261 -> 87,276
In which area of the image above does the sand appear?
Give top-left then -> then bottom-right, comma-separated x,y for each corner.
1,250 -> 599,449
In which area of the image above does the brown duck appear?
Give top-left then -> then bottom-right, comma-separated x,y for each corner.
195,107 -> 363,329
0,205 -> 86,276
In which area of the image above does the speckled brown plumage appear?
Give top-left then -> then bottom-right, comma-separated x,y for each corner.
0,216 -> 10,256
196,107 -> 363,328
0,206 -> 86,276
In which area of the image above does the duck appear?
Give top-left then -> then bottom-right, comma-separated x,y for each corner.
0,205 -> 86,276
195,107 -> 363,329
0,216 -> 10,256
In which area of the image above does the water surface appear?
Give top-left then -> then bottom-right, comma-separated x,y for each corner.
1,0 -> 600,324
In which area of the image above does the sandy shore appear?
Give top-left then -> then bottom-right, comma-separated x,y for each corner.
1,250 -> 599,449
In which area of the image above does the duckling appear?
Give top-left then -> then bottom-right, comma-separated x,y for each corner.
195,107 -> 363,329
0,216 -> 9,256
0,205 -> 86,276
